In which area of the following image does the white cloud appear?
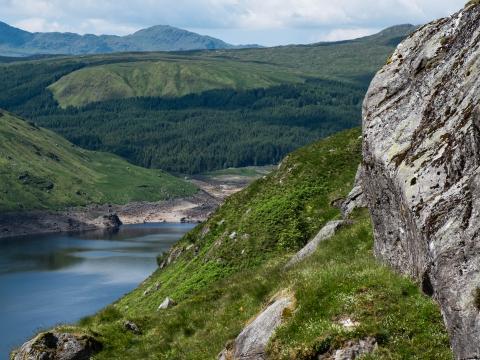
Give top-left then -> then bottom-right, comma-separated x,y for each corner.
0,0 -> 468,45
14,18 -> 64,33
321,27 -> 381,42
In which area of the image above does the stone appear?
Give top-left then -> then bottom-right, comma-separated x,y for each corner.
12,332 -> 101,360
123,321 -> 141,334
341,165 -> 367,218
362,4 -> 480,358
158,297 -> 176,310
219,296 -> 293,360
100,214 -> 122,229
319,337 -> 377,360
285,220 -> 346,268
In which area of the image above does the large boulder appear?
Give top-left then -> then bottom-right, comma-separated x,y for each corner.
286,220 -> 346,268
362,3 -> 480,358
11,332 -> 101,360
341,165 -> 367,218
218,296 -> 293,360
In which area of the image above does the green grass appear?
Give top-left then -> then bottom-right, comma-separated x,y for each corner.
0,110 -> 197,212
48,60 -> 305,108
268,213 -> 451,359
40,128 -> 451,359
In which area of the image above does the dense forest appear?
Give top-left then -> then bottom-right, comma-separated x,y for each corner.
0,25 -> 413,173
1,76 -> 366,173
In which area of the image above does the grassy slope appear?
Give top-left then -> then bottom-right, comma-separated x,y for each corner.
45,25 -> 414,108
54,129 -> 452,359
48,60 -> 304,108
0,110 -> 196,212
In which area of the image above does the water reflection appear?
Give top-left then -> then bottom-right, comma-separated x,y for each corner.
0,223 -> 194,358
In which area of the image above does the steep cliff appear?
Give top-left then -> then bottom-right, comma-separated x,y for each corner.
363,3 -> 480,358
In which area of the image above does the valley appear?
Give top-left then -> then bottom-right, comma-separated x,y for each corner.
0,25 -> 414,174
4,2 -> 479,357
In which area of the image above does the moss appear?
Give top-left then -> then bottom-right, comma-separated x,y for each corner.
466,0 -> 480,7
440,36 -> 452,47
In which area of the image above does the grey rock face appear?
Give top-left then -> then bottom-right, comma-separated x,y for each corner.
286,220 -> 346,268
341,165 -> 367,218
12,332 -> 101,360
219,296 -> 293,360
362,4 -> 480,358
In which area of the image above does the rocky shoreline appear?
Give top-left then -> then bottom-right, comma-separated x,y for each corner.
0,172 -> 259,240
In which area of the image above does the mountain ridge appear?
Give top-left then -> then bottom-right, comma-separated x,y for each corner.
0,20 -> 260,56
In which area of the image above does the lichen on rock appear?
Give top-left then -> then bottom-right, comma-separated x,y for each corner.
11,332 -> 101,360
362,4 -> 480,358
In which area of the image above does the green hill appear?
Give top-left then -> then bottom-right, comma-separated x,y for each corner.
42,128 -> 452,359
0,25 -> 415,174
47,25 -> 415,108
0,110 -> 196,212
48,60 -> 303,108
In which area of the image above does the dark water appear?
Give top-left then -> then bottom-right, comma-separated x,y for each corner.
0,223 -> 194,358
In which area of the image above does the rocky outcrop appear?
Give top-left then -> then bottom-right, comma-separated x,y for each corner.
0,209 -> 122,239
341,165 -> 367,218
158,297 -> 176,310
100,214 -> 122,229
362,4 -> 480,358
218,296 -> 293,360
123,321 -> 141,335
286,220 -> 346,268
319,337 -> 378,360
11,332 -> 101,360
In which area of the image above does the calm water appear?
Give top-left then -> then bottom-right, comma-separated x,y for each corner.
0,223 -> 194,358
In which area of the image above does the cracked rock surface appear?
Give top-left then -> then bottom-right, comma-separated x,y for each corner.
362,4 -> 480,358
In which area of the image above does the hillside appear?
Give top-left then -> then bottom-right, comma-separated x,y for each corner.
47,25 -> 416,108
48,60 -> 303,108
0,21 -> 255,57
0,25 -> 415,174
0,110 -> 196,212
17,129 -> 452,359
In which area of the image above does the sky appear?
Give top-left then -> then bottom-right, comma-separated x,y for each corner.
0,0 -> 467,46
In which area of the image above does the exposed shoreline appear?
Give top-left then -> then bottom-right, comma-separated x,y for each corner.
0,172 -> 262,239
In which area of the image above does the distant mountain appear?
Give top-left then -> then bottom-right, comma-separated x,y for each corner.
0,21 -> 259,56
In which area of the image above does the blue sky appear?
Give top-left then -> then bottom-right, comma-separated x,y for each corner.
1,0 -> 467,46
